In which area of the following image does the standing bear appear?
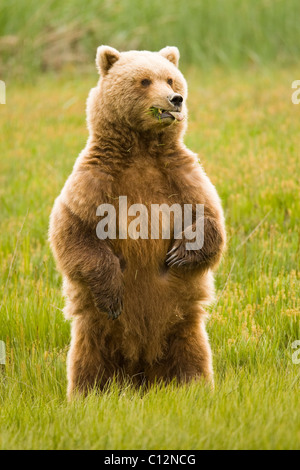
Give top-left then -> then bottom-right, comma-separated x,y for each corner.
49,46 -> 226,398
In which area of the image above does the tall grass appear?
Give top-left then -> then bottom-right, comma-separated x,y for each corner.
1,0 -> 300,78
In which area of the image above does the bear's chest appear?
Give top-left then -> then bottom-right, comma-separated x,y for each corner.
117,159 -> 199,206
109,160 -> 202,269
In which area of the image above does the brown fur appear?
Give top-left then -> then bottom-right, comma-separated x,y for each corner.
49,46 -> 226,398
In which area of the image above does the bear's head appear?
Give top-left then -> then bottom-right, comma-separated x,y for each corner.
87,46 -> 188,139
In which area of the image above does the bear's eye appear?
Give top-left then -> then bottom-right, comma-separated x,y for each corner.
141,79 -> 152,87
167,78 -> 173,86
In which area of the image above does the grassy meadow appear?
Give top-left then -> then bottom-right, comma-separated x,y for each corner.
0,0 -> 300,450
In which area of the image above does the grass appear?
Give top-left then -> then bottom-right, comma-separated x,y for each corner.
1,0 -> 300,78
149,107 -> 162,119
0,66 -> 300,449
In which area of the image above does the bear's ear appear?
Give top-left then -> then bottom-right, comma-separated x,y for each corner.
96,46 -> 120,75
159,46 -> 180,68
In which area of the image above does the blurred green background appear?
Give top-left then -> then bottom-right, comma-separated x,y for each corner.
1,0 -> 300,79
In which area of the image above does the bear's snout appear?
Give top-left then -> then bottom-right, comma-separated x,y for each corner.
168,93 -> 183,109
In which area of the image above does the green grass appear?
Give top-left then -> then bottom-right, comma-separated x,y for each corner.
0,66 -> 299,449
1,0 -> 300,78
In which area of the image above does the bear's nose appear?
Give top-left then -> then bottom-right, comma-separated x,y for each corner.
168,93 -> 183,108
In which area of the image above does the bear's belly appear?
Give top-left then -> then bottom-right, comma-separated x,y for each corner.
113,235 -> 214,321
115,260 -> 214,363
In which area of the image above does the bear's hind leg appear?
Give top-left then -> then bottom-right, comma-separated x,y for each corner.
67,315 -> 123,399
145,316 -> 213,387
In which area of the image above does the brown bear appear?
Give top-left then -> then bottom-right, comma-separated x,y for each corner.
49,46 -> 226,398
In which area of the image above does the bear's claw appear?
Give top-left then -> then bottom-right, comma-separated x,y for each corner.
107,300 -> 123,320
166,244 -> 182,266
94,295 -> 123,320
166,242 -> 200,269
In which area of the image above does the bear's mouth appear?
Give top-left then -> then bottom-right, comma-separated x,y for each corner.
149,107 -> 184,122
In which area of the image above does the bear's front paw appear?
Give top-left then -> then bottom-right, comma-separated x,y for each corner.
92,287 -> 124,320
106,295 -> 123,320
166,217 -> 224,270
166,239 -> 203,269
